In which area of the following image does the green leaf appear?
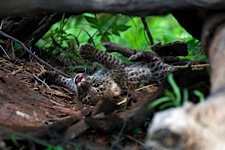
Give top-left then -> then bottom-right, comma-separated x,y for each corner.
134,127 -> 143,134
159,101 -> 175,110
74,36 -> 80,47
90,24 -> 99,29
182,88 -> 189,105
87,37 -> 94,44
101,35 -> 110,42
85,16 -> 98,26
148,97 -> 172,110
168,74 -> 181,105
70,65 -> 94,70
45,145 -> 64,150
193,90 -> 205,103
9,133 -> 19,147
112,30 -> 120,36
164,89 -> 175,98
116,24 -> 130,31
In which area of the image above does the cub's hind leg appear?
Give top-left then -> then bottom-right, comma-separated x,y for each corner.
129,51 -> 175,82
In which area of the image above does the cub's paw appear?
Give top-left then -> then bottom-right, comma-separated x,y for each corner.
79,44 -> 98,60
129,51 -> 158,62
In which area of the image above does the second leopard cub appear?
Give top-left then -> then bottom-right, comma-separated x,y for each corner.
38,44 -> 175,105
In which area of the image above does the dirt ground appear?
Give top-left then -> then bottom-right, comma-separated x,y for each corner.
0,57 -> 81,130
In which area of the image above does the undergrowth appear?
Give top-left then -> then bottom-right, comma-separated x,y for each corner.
148,73 -> 205,110
36,13 -> 207,74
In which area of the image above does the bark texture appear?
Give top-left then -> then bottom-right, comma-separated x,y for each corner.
2,0 -> 225,17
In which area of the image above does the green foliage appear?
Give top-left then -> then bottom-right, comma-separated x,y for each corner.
38,14 -> 81,59
134,127 -> 143,135
148,74 -> 184,110
9,133 -> 19,147
148,74 -> 205,110
46,145 -> 79,150
180,38 -> 207,62
45,145 -> 64,150
193,90 -> 205,102
37,13 -> 206,73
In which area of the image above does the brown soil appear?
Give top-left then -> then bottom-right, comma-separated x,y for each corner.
0,57 -> 82,129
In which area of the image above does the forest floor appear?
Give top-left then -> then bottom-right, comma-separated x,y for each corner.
0,57 -> 154,150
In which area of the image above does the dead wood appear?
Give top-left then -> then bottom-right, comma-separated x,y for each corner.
25,13 -> 62,46
172,10 -> 208,39
36,108 -> 91,138
102,41 -> 188,58
84,87 -> 163,133
1,0 -> 225,17
2,15 -> 44,40
153,41 -> 188,57
1,13 -> 61,45
91,98 -> 119,116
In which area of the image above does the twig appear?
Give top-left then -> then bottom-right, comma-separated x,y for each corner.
117,97 -> 128,105
0,30 -> 70,77
174,64 -> 210,69
135,84 -> 156,91
0,44 -> 10,59
33,74 -> 52,91
49,99 -> 65,107
10,40 -> 15,59
140,17 -> 154,47
122,134 -> 145,147
0,19 -> 4,30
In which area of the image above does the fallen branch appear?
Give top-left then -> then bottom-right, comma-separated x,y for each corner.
102,41 -> 188,57
2,0 -> 225,17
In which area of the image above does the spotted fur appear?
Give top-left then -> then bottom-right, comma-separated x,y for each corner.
37,71 -> 78,95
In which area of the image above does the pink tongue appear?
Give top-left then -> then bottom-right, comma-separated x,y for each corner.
75,74 -> 83,84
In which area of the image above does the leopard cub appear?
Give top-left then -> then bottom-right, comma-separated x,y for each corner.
77,44 -> 174,104
37,44 -> 175,105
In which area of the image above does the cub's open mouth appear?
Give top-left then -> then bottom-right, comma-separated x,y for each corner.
75,73 -> 85,86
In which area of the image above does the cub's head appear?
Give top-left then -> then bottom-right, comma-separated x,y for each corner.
75,74 -> 121,99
